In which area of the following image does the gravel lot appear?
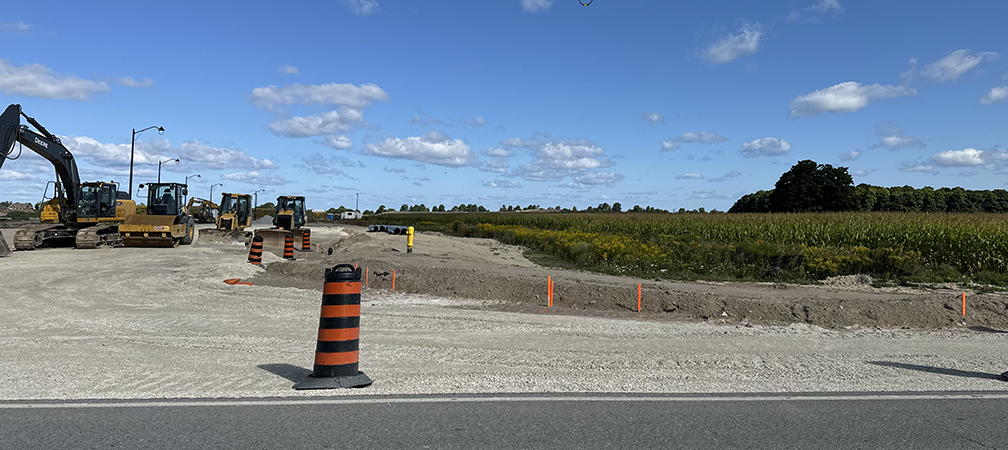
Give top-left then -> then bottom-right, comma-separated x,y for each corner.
0,226 -> 1005,400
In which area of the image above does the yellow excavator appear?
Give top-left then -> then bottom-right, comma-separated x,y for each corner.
119,182 -> 194,247
0,104 -> 137,251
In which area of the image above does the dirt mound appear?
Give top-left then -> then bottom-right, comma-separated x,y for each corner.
252,215 -> 273,227
251,225 -> 1008,331
197,229 -> 253,246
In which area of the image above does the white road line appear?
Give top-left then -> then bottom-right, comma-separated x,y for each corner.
3,392 -> 1008,409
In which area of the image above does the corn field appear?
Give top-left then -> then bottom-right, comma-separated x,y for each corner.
368,212 -> 1008,285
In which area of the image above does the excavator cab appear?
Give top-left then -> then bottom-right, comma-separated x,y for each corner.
273,195 -> 306,230
76,181 -> 135,223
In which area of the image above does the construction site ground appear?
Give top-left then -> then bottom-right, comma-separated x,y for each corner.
0,224 -> 1005,400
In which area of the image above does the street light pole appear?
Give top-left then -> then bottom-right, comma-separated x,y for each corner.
253,189 -> 266,220
184,174 -> 200,202
210,183 -> 223,202
129,125 -> 165,199
356,192 -> 359,212
158,158 -> 179,183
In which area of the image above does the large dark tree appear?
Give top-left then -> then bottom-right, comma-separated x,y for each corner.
768,160 -> 855,212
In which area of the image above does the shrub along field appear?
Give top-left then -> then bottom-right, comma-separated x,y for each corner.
364,212 -> 1008,287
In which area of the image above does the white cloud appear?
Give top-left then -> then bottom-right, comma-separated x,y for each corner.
662,131 -> 728,150
1,21 -> 30,34
850,169 -> 869,177
563,172 -> 624,190
787,0 -> 843,23
60,136 -> 173,167
177,141 -> 275,170
115,77 -> 155,88
873,125 -> 924,150
0,170 -> 33,180
345,0 -> 380,16
839,150 -> 860,162
301,153 -> 362,176
480,158 -> 510,174
740,138 -> 792,158
920,49 -> 999,83
930,148 -> 986,167
482,147 -> 513,158
702,22 -> 763,65
641,112 -> 665,126
221,171 -> 289,186
267,108 -> 364,138
483,179 -> 522,189
250,82 -> 388,113
521,0 -> 552,13
981,86 -> 1008,105
279,65 -> 300,76
676,173 -> 705,180
709,170 -> 742,183
689,190 -> 733,200
364,131 -> 477,167
789,81 -> 917,117
323,135 -> 353,149
0,58 -> 110,101
899,160 -> 935,173
384,166 -> 406,173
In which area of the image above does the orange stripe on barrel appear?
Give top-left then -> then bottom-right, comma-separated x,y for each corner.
318,327 -> 359,341
323,282 -> 361,295
320,304 -> 360,318
314,351 -> 359,366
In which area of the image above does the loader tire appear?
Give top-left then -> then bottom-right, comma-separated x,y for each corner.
180,216 -> 195,245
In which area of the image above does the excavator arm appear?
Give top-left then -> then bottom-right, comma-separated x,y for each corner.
0,104 -> 82,222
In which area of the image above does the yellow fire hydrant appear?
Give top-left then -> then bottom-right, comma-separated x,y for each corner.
406,226 -> 415,253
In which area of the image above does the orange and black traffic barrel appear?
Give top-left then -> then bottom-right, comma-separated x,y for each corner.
294,264 -> 372,389
248,235 -> 264,265
283,234 -> 295,260
301,228 -> 311,251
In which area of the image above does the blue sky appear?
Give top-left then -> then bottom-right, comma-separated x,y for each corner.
1,0 -> 1006,211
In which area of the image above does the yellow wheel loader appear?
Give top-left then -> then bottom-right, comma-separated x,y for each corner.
253,195 -> 310,254
119,182 -> 194,247
198,192 -> 253,245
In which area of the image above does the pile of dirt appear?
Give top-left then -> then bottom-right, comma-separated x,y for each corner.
252,225 -> 1008,330
252,215 -> 273,227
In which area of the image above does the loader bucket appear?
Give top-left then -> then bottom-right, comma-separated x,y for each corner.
0,230 -> 10,257
120,215 -> 183,247
253,228 -> 308,256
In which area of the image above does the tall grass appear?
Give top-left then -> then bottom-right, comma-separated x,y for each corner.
365,212 -> 1008,285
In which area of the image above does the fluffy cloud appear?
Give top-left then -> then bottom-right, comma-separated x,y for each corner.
521,0 -> 552,13
511,140 -> 611,180
899,160 -> 935,173
61,136 -> 173,167
661,131 -> 728,151
177,141 -> 275,170
562,172 -> 624,190
702,22 -> 763,65
279,65 -> 300,76
708,170 -> 742,183
323,135 -> 353,149
1,21 -> 30,34
689,190 -> 733,200
0,170 -> 33,180
920,49 -> 999,83
873,125 -> 924,150
364,131 -> 476,167
300,152 -> 364,177
268,108 -> 364,138
0,58 -> 110,101
482,147 -> 513,158
740,138 -> 792,158
115,77 -> 155,88
676,173 -> 705,180
786,0 -> 843,23
981,86 -> 1008,105
220,171 -> 289,186
483,179 -> 522,189
345,0 -> 379,16
251,82 -> 388,112
838,150 -> 860,162
641,112 -> 665,126
789,81 -> 916,117
930,148 -> 986,167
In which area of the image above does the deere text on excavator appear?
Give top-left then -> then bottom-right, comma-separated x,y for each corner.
0,104 -> 136,252
119,182 -> 195,247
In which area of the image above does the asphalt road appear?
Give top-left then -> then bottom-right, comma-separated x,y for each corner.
3,393 -> 1007,449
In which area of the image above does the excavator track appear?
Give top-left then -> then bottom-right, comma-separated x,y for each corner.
12,224 -> 76,250
75,224 -> 123,248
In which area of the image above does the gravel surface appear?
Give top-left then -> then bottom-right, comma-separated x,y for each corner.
0,226 -> 1006,400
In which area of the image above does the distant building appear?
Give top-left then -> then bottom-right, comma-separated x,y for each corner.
8,202 -> 33,212
341,210 -> 363,220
